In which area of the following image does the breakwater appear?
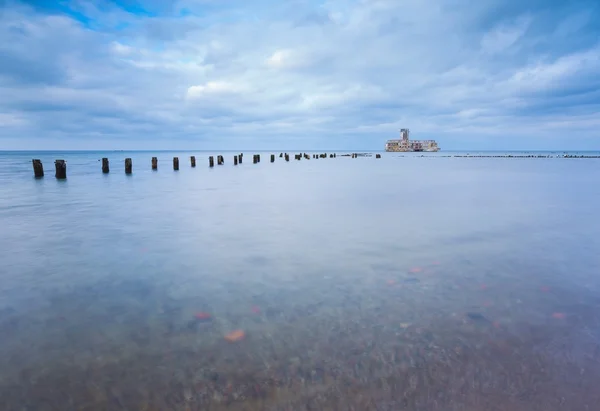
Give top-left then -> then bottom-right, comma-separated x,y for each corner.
26,152 -> 600,179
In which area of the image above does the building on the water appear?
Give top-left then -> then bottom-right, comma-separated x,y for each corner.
385,129 -> 440,152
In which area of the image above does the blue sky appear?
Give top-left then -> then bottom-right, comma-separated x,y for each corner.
0,0 -> 599,150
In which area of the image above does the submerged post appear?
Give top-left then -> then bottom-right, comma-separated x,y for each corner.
376,154 -> 381,159
102,158 -> 109,173
32,159 -> 44,178
152,157 -> 158,170
209,156 -> 214,167
190,156 -> 196,167
217,155 -> 224,165
173,157 -> 179,170
55,160 -> 66,179
234,156 -> 238,165
285,153 -> 289,161
125,158 -> 132,174
238,154 -> 242,164
271,154 -> 275,163
279,153 -> 283,158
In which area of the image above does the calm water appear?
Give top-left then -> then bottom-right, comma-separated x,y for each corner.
1,151 -> 600,410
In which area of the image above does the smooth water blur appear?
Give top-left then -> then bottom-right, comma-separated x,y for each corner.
1,151 -> 600,410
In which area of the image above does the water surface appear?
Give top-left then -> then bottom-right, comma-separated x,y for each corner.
1,151 -> 600,410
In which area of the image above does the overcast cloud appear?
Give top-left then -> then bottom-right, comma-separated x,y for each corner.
0,0 -> 599,150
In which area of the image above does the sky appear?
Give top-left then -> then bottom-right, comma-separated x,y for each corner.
0,0 -> 599,150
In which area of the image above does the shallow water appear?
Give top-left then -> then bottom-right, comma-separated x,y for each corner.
1,151 -> 600,410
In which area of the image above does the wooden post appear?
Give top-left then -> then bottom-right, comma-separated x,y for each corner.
102,158 -> 109,173
238,154 -> 242,164
217,155 -> 224,165
285,153 -> 289,161
32,159 -> 44,178
234,156 -> 238,165
190,156 -> 196,167
376,154 -> 381,159
152,157 -> 158,170
253,155 -> 258,164
125,158 -> 132,174
279,153 -> 283,158
55,160 -> 66,179
209,156 -> 214,167
271,154 -> 275,163
257,154 -> 261,162
173,157 -> 179,170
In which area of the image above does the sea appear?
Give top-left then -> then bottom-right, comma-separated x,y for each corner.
1,150 -> 600,410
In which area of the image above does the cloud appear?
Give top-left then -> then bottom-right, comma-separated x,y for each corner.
186,81 -> 248,98
0,0 -> 599,150
481,16 -> 531,54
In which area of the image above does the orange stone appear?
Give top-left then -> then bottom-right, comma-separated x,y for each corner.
194,312 -> 212,320
224,330 -> 246,342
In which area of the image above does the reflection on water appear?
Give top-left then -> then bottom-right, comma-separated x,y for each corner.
1,151 -> 600,410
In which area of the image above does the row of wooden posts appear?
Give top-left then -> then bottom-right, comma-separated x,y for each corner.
31,152 -> 381,179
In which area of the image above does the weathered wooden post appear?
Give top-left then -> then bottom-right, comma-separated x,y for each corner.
376,154 -> 381,159
218,155 -> 224,165
234,156 -> 238,165
125,158 -> 132,174
152,157 -> 158,170
238,154 -> 242,164
173,157 -> 179,170
334,153 -> 336,158
54,160 -> 66,179
209,156 -> 214,167
32,159 -> 44,178
257,154 -> 261,162
271,154 -> 275,163
253,155 -> 258,164
330,154 -> 334,158
101,158 -> 109,173
190,156 -> 196,167
279,153 -> 283,158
